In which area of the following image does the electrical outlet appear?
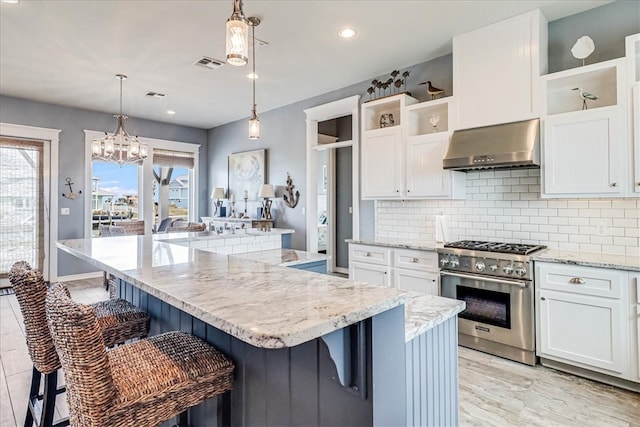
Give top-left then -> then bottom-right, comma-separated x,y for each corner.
301,207 -> 306,215
60,208 -> 70,215
596,225 -> 607,236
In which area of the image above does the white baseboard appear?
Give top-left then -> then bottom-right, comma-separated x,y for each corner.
56,271 -> 103,282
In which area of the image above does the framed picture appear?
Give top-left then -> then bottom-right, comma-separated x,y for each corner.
228,149 -> 266,201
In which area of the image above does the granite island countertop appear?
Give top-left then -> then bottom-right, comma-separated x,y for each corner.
532,249 -> 640,272
154,227 -> 295,243
403,293 -> 465,342
57,236 -> 407,349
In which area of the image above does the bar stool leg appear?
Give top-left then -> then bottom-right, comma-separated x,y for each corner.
40,372 -> 58,427
173,411 -> 189,427
24,367 -> 40,427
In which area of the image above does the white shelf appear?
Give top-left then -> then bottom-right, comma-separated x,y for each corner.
543,58 -> 625,116
362,93 -> 417,132
406,97 -> 452,136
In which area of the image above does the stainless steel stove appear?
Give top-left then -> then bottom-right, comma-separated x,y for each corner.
438,240 -> 547,365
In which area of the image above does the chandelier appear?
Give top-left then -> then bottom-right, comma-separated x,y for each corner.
91,74 -> 148,166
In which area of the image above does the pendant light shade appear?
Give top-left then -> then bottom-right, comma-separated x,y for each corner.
248,17 -> 260,140
226,0 -> 249,66
91,74 -> 148,166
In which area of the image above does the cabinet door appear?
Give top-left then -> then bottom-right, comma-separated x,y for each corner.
361,127 -> 403,199
350,262 -> 391,287
394,268 -> 439,295
453,10 -> 545,129
543,107 -> 626,197
632,273 -> 640,383
633,84 -> 640,195
538,289 -> 628,376
405,134 -> 451,198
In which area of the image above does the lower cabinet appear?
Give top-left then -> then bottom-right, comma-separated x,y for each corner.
349,243 -> 439,295
632,273 -> 640,383
536,262 -> 637,385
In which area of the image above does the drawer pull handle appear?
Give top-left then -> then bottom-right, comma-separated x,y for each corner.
569,277 -> 585,285
411,258 -> 419,263
365,252 -> 371,257
541,297 -> 546,301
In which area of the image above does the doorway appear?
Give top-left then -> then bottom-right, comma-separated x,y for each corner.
304,96 -> 360,275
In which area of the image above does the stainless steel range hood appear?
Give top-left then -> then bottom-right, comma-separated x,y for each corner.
443,119 -> 540,171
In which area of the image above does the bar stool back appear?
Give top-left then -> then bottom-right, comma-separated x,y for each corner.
8,262 -> 150,427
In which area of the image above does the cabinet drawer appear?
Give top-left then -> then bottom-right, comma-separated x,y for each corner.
349,244 -> 390,266
394,249 -> 438,272
536,263 -> 626,299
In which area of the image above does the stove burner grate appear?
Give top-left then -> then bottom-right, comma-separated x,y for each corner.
443,240 -> 546,255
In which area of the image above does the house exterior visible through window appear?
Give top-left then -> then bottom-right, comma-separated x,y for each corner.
153,149 -> 195,228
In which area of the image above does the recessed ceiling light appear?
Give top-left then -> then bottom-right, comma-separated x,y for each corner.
246,73 -> 260,79
337,27 -> 357,39
1,0 -> 20,4
166,110 -> 176,115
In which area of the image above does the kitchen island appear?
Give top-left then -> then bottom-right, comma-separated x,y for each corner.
57,235 -> 462,426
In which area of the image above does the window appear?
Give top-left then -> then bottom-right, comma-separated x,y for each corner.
152,149 -> 195,228
91,161 -> 140,237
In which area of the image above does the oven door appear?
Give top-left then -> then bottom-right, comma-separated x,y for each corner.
440,271 -> 534,351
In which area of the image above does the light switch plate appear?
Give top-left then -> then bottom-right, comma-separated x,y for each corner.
60,208 -> 70,215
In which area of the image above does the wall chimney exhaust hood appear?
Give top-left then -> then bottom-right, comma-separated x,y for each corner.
443,119 -> 540,171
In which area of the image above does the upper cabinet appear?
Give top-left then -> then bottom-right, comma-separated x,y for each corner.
361,94 -> 465,200
627,34 -> 640,195
453,9 -> 548,130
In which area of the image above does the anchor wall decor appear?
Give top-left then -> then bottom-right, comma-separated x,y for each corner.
282,172 -> 300,208
62,177 -> 82,200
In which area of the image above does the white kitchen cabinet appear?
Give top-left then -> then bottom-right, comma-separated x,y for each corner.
627,34 -> 640,195
361,126 -> 404,198
541,58 -> 632,198
349,243 -> 439,295
361,94 -> 465,200
350,261 -> 391,287
536,262 -> 631,379
453,9 -> 547,130
404,99 -> 465,199
631,272 -> 640,383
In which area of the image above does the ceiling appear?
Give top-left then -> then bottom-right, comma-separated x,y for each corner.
0,0 -> 611,129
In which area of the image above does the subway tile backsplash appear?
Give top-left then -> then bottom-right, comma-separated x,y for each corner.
375,169 -> 640,256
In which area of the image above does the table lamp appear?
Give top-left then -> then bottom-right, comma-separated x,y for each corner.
258,184 -> 275,220
211,187 -> 226,217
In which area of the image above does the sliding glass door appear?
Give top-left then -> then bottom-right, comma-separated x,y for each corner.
0,137 -> 44,279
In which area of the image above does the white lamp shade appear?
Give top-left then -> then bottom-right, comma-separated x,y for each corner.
248,116 -> 260,140
211,187 -> 226,199
258,184 -> 275,199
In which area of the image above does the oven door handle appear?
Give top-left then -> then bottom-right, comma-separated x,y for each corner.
440,271 -> 529,288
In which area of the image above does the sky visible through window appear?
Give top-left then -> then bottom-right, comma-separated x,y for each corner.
92,162 -> 188,201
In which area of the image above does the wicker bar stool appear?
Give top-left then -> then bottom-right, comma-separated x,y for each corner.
8,262 -> 150,427
46,283 -> 235,427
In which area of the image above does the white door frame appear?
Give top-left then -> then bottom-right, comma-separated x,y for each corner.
1,122 -> 60,281
304,95 -> 360,273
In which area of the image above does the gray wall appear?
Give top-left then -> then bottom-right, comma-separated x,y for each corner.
0,95 -> 208,276
548,0 -> 639,73
208,1 -> 637,251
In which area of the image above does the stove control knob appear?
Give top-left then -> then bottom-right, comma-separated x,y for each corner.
475,261 -> 486,272
515,266 -> 527,277
503,265 -> 514,274
490,264 -> 499,272
449,257 -> 460,268
440,257 -> 449,266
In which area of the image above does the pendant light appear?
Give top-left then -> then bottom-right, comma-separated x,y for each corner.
226,0 -> 249,66
91,74 -> 148,166
248,17 -> 260,140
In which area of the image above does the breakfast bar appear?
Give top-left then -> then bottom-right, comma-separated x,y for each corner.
57,235 -> 463,426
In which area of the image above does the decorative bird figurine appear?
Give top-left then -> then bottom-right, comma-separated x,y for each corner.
573,87 -> 597,110
419,81 -> 445,99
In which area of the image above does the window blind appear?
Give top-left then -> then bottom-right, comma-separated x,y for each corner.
153,149 -> 195,169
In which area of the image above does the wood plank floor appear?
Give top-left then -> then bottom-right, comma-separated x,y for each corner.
1,278 -> 638,426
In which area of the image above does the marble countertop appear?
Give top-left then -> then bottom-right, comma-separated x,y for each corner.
155,228 -> 294,243
57,236 -> 406,349
403,292 -> 465,342
232,249 -> 328,267
532,249 -> 640,272
346,238 -> 441,251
